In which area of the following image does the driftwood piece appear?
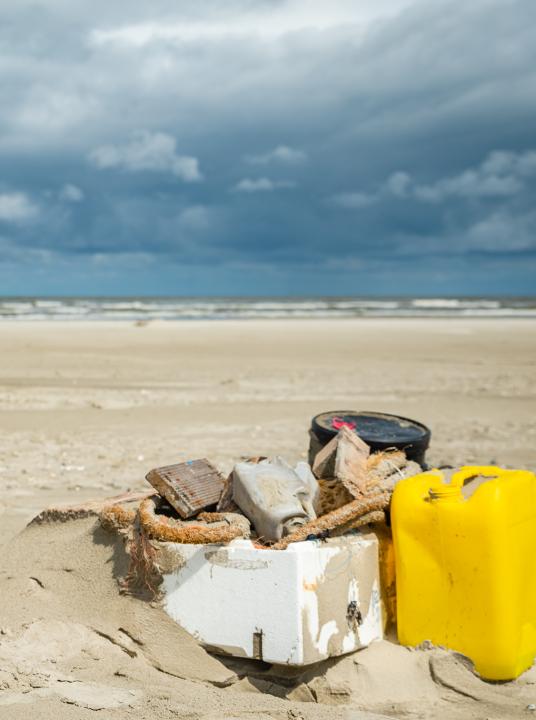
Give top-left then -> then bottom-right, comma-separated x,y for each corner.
313,427 -> 370,515
336,426 -> 371,496
146,459 -> 225,518
272,492 -> 390,550
313,426 -> 370,496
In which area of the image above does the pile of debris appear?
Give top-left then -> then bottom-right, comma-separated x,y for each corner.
33,410 -> 536,678
95,424 -> 423,665
100,426 -> 421,551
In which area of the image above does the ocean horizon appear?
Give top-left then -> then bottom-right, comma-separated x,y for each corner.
1,296 -> 535,321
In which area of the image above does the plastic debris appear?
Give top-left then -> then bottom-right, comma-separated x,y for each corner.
393,466 -> 536,680
232,457 -> 320,543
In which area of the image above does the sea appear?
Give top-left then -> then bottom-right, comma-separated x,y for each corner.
0,297 -> 535,320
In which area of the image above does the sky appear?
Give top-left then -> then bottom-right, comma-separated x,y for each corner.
1,0 -> 535,296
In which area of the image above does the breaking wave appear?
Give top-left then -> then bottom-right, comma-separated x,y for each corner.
0,297 -> 535,320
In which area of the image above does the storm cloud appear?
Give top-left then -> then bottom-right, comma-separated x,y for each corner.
0,0 -> 535,294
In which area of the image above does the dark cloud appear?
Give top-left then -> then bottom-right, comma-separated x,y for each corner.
0,0 -> 535,294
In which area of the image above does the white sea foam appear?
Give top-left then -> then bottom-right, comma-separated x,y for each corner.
411,298 -> 501,309
0,297 -> 534,320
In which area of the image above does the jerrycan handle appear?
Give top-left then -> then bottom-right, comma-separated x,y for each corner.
427,466 -> 499,502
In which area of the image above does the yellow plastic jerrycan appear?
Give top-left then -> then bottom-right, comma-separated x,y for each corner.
391,465 -> 536,680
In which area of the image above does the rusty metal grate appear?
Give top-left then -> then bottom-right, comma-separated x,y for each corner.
146,459 -> 225,518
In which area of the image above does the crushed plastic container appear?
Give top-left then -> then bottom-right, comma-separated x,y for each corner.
232,457 -> 319,543
392,466 -> 536,680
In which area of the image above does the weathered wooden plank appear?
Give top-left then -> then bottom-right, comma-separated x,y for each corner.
313,425 -> 370,497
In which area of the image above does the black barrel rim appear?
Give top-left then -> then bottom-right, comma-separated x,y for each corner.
311,410 -> 431,461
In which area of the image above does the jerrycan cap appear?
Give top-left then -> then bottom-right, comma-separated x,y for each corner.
428,485 -> 463,502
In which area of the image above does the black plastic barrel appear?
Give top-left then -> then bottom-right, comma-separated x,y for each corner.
309,410 -> 431,467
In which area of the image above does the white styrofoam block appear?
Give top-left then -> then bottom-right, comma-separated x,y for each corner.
160,532 -> 383,665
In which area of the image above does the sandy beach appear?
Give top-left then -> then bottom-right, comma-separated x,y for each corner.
1,318 -> 535,719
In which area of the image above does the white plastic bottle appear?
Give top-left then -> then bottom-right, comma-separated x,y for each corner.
232,457 -> 319,543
